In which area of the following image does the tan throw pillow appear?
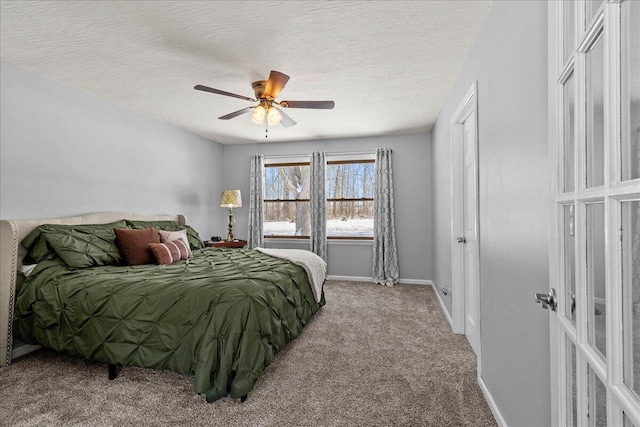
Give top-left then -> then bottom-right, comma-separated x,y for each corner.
158,229 -> 193,258
149,240 -> 191,265
113,227 -> 160,266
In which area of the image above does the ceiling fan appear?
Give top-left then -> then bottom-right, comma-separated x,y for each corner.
194,70 -> 335,128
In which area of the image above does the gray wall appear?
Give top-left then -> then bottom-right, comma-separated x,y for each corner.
430,1 -> 550,426
222,134 -> 432,281
0,61 -> 226,239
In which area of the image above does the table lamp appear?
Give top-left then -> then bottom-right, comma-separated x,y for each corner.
220,190 -> 242,241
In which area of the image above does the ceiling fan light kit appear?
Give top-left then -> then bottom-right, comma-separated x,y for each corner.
251,105 -> 266,125
195,70 -> 335,132
266,106 -> 282,126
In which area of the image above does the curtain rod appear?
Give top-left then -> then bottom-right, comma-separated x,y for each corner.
264,150 -> 376,159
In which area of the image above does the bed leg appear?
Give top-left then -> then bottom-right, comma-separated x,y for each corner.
108,364 -> 118,380
241,394 -> 248,403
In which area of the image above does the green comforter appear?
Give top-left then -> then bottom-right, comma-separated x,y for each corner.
14,248 -> 325,402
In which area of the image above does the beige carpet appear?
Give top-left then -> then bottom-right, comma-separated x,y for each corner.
0,281 -> 496,427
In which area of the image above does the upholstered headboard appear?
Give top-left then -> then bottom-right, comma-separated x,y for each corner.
0,212 -> 187,367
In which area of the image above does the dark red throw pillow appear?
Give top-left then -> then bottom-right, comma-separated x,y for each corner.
113,227 -> 160,266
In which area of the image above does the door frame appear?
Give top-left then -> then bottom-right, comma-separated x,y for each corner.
450,81 -> 481,362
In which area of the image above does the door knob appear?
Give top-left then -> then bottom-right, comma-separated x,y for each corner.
535,288 -> 557,312
456,237 -> 467,243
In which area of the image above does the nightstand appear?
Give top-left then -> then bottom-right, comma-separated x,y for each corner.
204,239 -> 247,249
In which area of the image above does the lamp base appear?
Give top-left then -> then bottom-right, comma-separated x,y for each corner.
227,209 -> 234,241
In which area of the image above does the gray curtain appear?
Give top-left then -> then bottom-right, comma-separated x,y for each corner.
310,151 -> 327,260
248,154 -> 264,249
372,147 -> 399,286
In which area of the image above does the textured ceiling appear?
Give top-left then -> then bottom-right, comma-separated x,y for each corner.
0,0 -> 491,144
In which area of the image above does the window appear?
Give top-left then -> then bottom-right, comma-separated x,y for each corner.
263,158 -> 375,239
326,160 -> 374,239
263,162 -> 310,237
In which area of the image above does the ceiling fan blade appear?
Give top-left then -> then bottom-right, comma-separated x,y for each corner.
263,71 -> 290,99
218,107 -> 255,120
279,100 -> 335,109
194,85 -> 255,102
275,107 -> 297,128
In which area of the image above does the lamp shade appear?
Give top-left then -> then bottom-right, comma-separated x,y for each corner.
220,190 -> 242,208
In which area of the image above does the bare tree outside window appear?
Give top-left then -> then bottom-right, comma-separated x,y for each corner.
326,161 -> 374,238
264,164 -> 310,236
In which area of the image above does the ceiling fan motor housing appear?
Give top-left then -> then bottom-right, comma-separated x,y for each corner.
252,80 -> 268,100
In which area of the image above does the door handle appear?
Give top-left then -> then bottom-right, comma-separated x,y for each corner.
535,288 -> 557,312
456,237 -> 467,243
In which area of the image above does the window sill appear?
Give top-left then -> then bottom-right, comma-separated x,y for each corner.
328,239 -> 373,246
263,237 -> 373,246
264,237 -> 308,244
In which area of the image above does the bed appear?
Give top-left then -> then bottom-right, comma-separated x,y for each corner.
0,212 -> 325,402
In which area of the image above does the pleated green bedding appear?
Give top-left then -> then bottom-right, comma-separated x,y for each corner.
14,248 -> 325,402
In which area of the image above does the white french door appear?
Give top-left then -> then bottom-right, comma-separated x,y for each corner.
549,1 -> 640,426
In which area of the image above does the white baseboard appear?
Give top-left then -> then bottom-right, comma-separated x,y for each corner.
430,281 -> 454,329
478,375 -> 508,427
399,278 -> 431,285
326,275 -> 431,285
326,275 -> 371,282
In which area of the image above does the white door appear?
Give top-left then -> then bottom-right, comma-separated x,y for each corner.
548,1 -> 640,426
451,82 -> 481,359
463,113 -> 480,356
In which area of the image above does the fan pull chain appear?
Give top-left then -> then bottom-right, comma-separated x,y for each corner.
265,119 -> 268,138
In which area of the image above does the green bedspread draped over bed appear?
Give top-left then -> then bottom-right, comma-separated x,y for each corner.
14,248 -> 325,402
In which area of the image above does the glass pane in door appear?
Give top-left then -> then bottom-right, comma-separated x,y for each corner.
564,0 -> 576,63
565,205 -> 577,324
589,365 -> 607,426
564,71 -> 576,192
623,200 -> 640,397
621,0 -> 640,181
586,33 -> 605,188
623,412 -> 637,427
587,203 -> 606,357
587,1 -> 603,24
567,336 -> 578,427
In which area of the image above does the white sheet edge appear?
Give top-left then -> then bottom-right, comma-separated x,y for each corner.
255,248 -> 327,303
